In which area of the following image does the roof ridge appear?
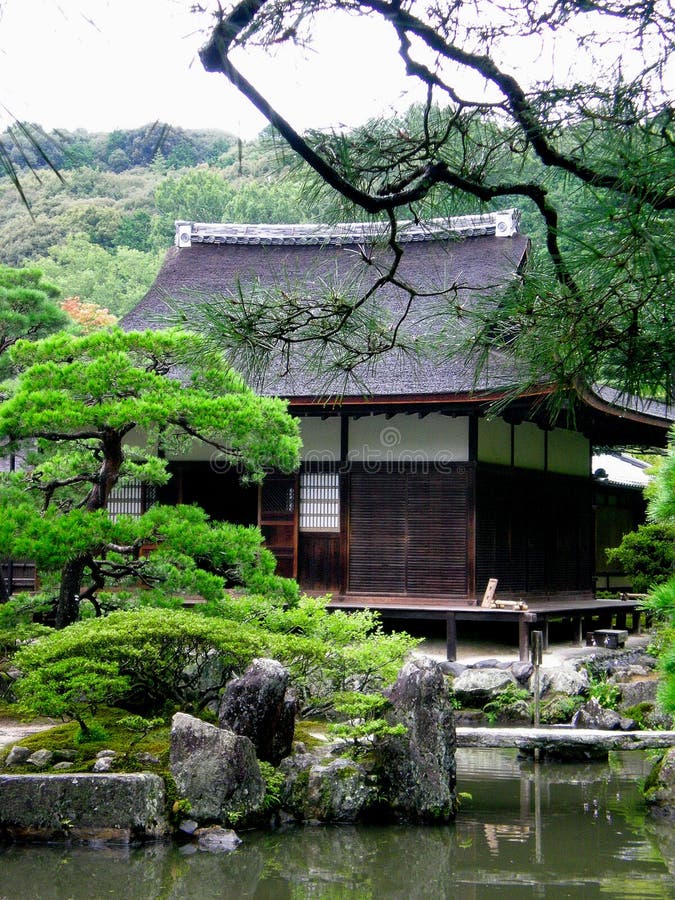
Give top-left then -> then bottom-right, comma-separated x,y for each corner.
174,209 -> 521,248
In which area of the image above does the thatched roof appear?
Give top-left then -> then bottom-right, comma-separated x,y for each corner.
123,211 -> 531,400
122,213 -> 673,443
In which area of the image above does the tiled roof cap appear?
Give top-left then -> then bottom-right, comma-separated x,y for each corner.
174,209 -> 521,248
592,452 -> 653,489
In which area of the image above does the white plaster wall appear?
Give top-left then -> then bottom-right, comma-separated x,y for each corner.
514,421 -> 546,470
548,428 -> 590,476
299,417 -> 341,462
347,413 -> 469,463
477,417 -> 511,465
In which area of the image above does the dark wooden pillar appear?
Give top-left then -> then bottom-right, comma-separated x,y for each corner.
518,615 -> 529,662
446,612 -> 457,661
572,615 -> 584,646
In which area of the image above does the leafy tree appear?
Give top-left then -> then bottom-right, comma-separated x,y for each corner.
329,691 -> 406,758
0,329 -> 301,627
641,426 -> 675,713
0,264 -> 67,367
199,592 -> 420,714
198,0 -> 674,402
116,211 -> 154,252
13,608 -> 266,718
33,235 -> 163,317
12,598 -> 416,723
152,169 -> 237,246
606,523 -> 674,594
59,297 -> 118,333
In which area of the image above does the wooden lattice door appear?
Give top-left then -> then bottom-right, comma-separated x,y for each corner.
259,474 -> 298,579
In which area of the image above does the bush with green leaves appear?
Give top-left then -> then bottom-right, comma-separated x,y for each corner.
586,676 -> 621,711
482,684 -> 531,724
13,607 -> 266,718
644,580 -> 675,714
198,593 -> 420,715
328,691 -> 407,759
640,426 -> 675,715
11,597 -> 417,725
15,657 -> 130,737
606,523 -> 674,593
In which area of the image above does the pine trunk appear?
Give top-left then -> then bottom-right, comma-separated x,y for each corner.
55,555 -> 87,629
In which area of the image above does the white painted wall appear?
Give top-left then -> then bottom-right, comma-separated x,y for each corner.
299,416 -> 341,462
478,417 -> 590,475
514,421 -> 546,470
477,417 -> 511,465
346,413 -> 469,464
549,428 -> 590,476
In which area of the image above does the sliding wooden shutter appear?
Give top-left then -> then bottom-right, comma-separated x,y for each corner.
348,465 -> 471,596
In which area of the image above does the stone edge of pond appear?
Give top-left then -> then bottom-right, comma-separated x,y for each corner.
0,772 -> 170,844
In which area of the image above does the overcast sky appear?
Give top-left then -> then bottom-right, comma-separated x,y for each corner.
1,0 -> 671,141
0,0 -> 420,139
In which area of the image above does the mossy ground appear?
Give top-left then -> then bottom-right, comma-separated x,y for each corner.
0,706 -> 171,773
293,719 -> 330,750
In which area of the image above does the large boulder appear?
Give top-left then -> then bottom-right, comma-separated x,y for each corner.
0,774 -> 168,842
170,713 -> 265,824
279,752 -> 376,824
571,698 -> 636,731
218,658 -> 296,765
616,678 -> 659,708
452,668 -> 516,707
376,657 -> 457,822
644,747 -> 675,819
543,667 -> 590,697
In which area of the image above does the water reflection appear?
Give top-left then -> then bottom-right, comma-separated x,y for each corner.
1,751 -> 672,899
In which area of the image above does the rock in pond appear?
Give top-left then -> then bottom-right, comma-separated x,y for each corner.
645,747 -> 675,819
0,773 -> 168,843
194,826 -> 242,852
170,712 -> 265,825
377,657 -> 457,822
218,658 -> 296,765
451,667 -> 516,706
279,752 -> 375,824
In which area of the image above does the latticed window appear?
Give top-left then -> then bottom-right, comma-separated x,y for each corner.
107,480 -> 156,520
260,479 -> 295,514
299,471 -> 339,532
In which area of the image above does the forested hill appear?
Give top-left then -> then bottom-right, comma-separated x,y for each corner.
0,123 -> 338,318
0,119 -> 552,322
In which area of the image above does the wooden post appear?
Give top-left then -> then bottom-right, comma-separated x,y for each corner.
531,630 -> 543,728
518,615 -> 529,662
573,615 -> 583,646
446,612 -> 457,661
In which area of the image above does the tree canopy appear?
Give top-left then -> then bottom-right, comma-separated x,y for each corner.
0,264 -> 67,370
641,426 -> 675,714
197,0 -> 674,403
0,329 -> 301,626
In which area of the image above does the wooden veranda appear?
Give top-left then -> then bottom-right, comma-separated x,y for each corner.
327,594 -> 644,662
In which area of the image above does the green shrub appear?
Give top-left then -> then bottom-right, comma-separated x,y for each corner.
14,607 -> 264,717
199,593 -> 419,716
587,675 -> 621,710
606,523 -> 674,593
483,684 -> 531,723
258,760 -> 286,812
11,598 -> 416,723
540,694 -> 584,724
328,691 -> 406,758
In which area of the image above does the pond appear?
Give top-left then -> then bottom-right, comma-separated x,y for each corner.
1,749 -> 673,899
